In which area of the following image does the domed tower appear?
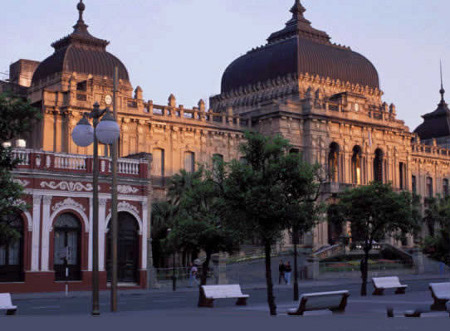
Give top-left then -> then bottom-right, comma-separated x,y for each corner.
414,65 -> 450,148
211,0 -> 382,114
29,0 -> 132,103
27,1 -> 133,153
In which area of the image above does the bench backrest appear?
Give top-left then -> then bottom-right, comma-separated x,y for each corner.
0,293 -> 13,307
372,276 -> 402,288
202,285 -> 244,298
299,290 -> 349,311
429,282 -> 450,298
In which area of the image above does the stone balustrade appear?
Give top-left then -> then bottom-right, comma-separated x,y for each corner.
11,149 -> 148,178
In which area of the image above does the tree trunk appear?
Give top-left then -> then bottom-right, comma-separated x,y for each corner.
293,228 -> 299,301
197,251 -> 212,307
360,249 -> 370,296
264,242 -> 277,316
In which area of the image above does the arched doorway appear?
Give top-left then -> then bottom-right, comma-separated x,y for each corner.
54,213 -> 82,281
107,212 -> 139,283
0,214 -> 24,282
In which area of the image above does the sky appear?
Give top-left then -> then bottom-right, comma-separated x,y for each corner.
1,0 -> 450,131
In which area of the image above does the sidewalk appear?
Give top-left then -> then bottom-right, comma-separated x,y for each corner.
11,273 -> 449,300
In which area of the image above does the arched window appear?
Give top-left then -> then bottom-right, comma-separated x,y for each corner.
54,213 -> 81,281
0,214 -> 24,282
351,146 -> 362,185
373,149 -> 384,182
328,143 -> 340,182
107,212 -> 139,283
184,151 -> 195,173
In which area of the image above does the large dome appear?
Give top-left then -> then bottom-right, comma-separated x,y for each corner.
32,1 -> 129,85
221,1 -> 379,94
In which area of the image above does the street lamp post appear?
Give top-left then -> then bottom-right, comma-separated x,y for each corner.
72,102 -> 120,316
167,228 -> 177,291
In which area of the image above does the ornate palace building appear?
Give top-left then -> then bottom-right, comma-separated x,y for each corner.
1,0 -> 449,291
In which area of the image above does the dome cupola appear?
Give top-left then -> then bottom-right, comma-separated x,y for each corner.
221,0 -> 380,94
32,1 -> 129,85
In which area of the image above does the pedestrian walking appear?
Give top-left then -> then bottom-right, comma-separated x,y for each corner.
284,261 -> 292,285
189,263 -> 199,287
278,260 -> 286,284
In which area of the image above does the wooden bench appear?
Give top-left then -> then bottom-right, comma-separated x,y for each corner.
429,282 -> 450,311
372,276 -> 407,295
199,284 -> 249,308
287,290 -> 350,316
0,293 -> 17,315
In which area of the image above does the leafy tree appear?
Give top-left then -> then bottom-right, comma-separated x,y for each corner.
336,182 -> 420,296
222,132 -> 322,315
164,166 -> 239,305
0,92 -> 40,244
422,196 -> 450,265
278,153 -> 324,300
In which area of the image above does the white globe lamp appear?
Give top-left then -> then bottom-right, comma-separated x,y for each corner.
96,111 -> 120,145
72,116 -> 94,147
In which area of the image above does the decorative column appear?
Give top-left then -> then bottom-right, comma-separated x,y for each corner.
41,195 -> 52,272
31,195 -> 42,271
141,200 -> 148,270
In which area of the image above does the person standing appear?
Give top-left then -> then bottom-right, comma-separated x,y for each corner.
278,260 -> 286,284
284,261 -> 292,285
189,263 -> 199,287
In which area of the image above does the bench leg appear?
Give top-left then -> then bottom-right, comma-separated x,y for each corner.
430,299 -> 448,311
373,288 -> 384,296
199,298 -> 214,308
6,309 -> 17,316
395,288 -> 406,295
236,298 -> 247,306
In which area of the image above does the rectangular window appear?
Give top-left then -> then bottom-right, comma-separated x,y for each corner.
184,152 -> 195,173
444,179 -> 449,197
153,149 -> 165,177
412,176 -> 417,194
427,177 -> 433,198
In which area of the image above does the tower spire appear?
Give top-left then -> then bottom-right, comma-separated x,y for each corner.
440,60 -> 446,103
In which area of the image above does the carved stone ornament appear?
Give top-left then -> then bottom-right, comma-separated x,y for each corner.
117,185 -> 139,194
109,201 -> 139,216
40,181 -> 93,192
14,179 -> 30,187
52,198 -> 86,212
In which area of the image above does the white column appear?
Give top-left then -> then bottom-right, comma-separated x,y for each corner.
31,195 -> 42,271
141,199 -> 148,270
41,195 -> 52,272
98,198 -> 107,271
88,198 -> 93,271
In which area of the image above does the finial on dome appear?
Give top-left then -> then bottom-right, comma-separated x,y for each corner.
440,60 -> 446,103
73,0 -> 88,33
77,1 -> 85,23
